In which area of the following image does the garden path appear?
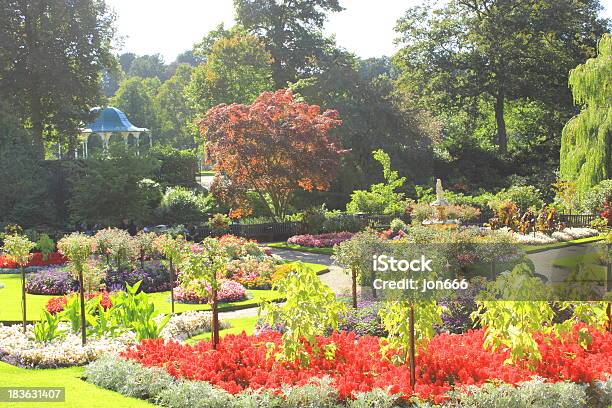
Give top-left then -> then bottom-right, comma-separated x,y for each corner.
527,242 -> 600,283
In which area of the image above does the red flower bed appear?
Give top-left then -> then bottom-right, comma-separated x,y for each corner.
0,252 -> 67,269
46,292 -> 113,314
121,325 -> 612,402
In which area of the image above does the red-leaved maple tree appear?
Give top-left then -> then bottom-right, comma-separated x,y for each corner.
199,89 -> 344,220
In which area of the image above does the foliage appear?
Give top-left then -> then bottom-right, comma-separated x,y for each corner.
109,76 -> 160,134
260,263 -> 345,364
66,150 -> 160,225
0,0 -> 116,158
94,228 -> 136,271
207,213 -> 231,235
235,0 -> 343,88
147,145 -> 198,187
580,179 -> 612,213
174,279 -> 247,304
1,233 -> 35,267
158,186 -> 214,225
490,185 -> 544,212
200,89 -> 344,220
133,231 -> 157,268
154,64 -> 198,148
104,261 -> 172,293
225,257 -> 276,289
35,234 -> 55,261
338,298 -> 387,337
33,310 -> 64,342
560,34 -> 611,197
346,150 -> 410,215
186,28 -> 273,113
394,0 -> 607,153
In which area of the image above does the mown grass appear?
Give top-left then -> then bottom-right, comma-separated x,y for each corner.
521,235 -> 605,254
267,242 -> 334,255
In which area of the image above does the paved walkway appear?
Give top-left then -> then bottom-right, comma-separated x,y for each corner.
527,242 -> 599,283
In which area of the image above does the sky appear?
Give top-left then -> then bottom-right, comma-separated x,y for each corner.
106,0 -> 612,63
105,0 -> 418,62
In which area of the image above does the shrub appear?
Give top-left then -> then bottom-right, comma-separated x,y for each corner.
218,235 -> 267,259
120,364 -> 176,400
158,186 -> 214,224
85,354 -> 140,392
301,206 -> 327,234
156,380 -> 234,408
35,234 -> 55,260
207,213 -> 231,235
25,268 -> 78,295
581,179 -> 612,213
489,185 -> 544,212
338,298 -> 386,337
148,145 -> 198,187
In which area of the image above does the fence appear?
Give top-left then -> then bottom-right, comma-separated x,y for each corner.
559,213 -> 599,227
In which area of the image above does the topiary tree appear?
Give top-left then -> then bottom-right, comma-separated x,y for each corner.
1,232 -> 35,332
57,233 -> 95,345
560,34 -> 611,197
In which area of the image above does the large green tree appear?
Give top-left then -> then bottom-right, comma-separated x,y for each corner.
186,29 -> 274,113
155,64 -> 198,148
293,54 -> 433,191
0,0 -> 116,158
110,76 -> 161,133
234,0 -> 343,88
394,0 -> 608,154
560,34 -> 611,196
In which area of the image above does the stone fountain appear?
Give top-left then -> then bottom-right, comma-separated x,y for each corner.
422,179 -> 459,228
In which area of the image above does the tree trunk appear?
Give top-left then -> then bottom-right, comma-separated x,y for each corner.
169,259 -> 175,315
408,304 -> 416,390
21,266 -> 27,333
494,92 -> 507,154
79,269 -> 87,346
211,287 -> 219,349
351,269 -> 357,309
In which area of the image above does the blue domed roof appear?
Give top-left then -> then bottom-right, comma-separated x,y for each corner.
82,107 -> 148,133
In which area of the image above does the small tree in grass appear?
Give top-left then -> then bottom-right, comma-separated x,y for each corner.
57,233 -> 95,346
1,233 -> 35,333
154,234 -> 188,314
134,231 -> 157,269
179,237 -> 228,348
333,231 -> 386,307
260,262 -> 345,364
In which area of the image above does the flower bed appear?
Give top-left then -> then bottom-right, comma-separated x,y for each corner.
25,267 -> 78,295
46,292 -> 113,314
287,232 -> 354,248
0,312 -> 227,368
174,279 -> 248,304
104,261 -> 172,293
120,325 -> 612,402
510,227 -> 599,245
225,257 -> 276,289
0,251 -> 66,269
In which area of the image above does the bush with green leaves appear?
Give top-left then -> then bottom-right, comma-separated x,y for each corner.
489,185 -> 544,212
346,150 -> 411,215
260,263 -> 345,364
580,179 -> 612,213
94,228 -> 136,271
147,145 -> 198,187
35,234 -> 55,260
158,186 -> 214,224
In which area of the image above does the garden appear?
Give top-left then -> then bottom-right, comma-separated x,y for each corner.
1,1 -> 612,407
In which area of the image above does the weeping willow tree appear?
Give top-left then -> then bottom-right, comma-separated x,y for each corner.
560,34 -> 611,197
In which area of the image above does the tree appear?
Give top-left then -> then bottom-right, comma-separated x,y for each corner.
155,64 -> 198,148
394,0 -> 608,153
126,54 -> 168,81
186,30 -> 274,114
234,0 -> 343,88
560,34 -> 611,196
0,0 -> 116,158
110,76 -> 161,133
199,89 -> 344,220
1,233 -> 36,333
292,54 -> 433,191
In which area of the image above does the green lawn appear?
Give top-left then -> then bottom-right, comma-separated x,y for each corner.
521,235 -> 605,254
199,170 -> 215,176
186,315 -> 258,344
0,262 -> 327,322
0,363 -> 154,408
552,251 -> 607,281
267,242 -> 334,255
